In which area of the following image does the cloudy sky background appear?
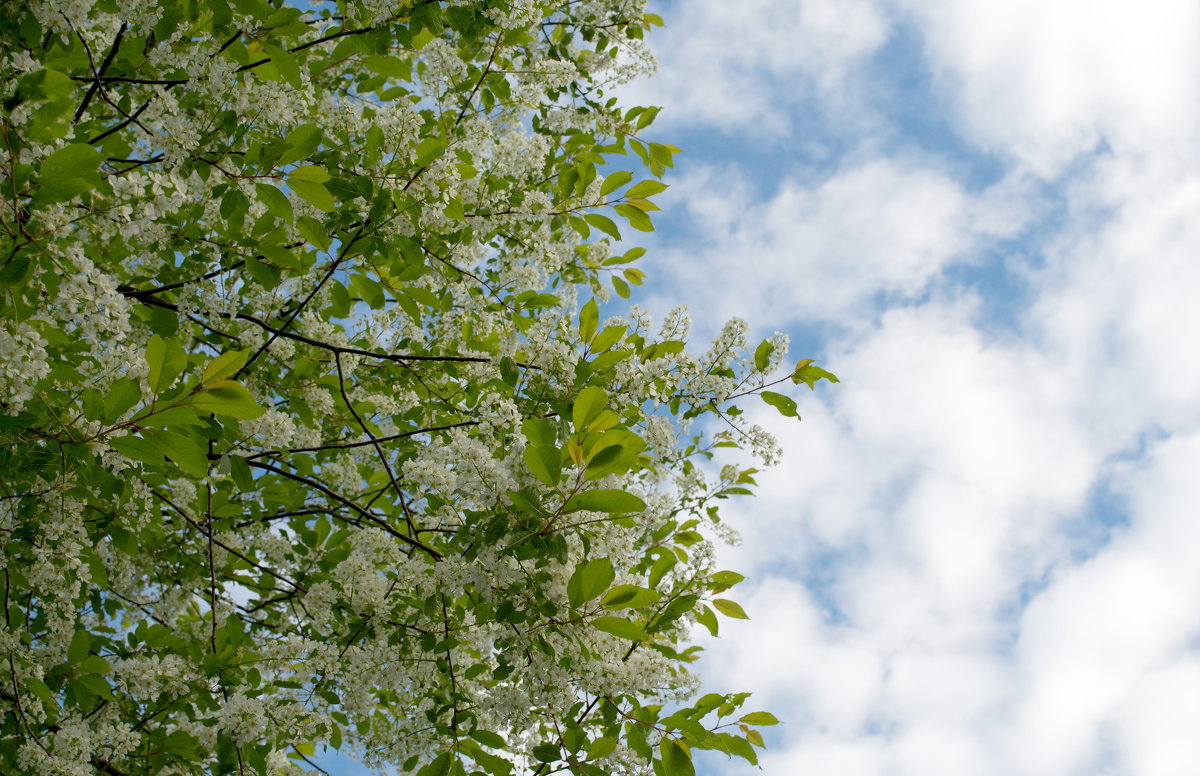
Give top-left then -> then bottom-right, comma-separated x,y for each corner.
619,1 -> 1200,774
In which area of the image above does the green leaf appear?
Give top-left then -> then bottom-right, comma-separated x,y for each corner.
23,677 -> 56,709
709,570 -> 744,592
738,711 -> 779,726
153,430 -> 211,478
245,256 -> 281,289
102,377 -> 142,423
614,203 -> 653,232
792,360 -> 840,389
290,179 -> 335,211
584,213 -> 621,241
711,598 -> 749,620
600,170 -> 632,197
277,123 -> 322,166
532,744 -> 560,763
521,418 -> 556,448
625,179 -> 668,199
695,605 -> 719,637
659,739 -> 694,776
76,673 -> 115,701
0,256 -> 32,287
592,616 -> 648,641
587,736 -> 617,759
33,144 -> 102,206
414,137 -> 447,166
255,182 -> 294,221
601,585 -> 661,609
263,43 -> 302,89
523,445 -> 561,487
290,165 -> 329,182
186,380 -> 265,419
145,334 -> 187,393
75,655 -> 111,674
562,489 -> 646,514
202,350 -> 251,384
567,558 -> 614,608
753,339 -> 774,372
579,298 -> 599,344
590,324 -> 627,353
109,435 -> 165,468
612,275 -> 630,298
469,730 -> 506,749
296,216 -> 331,251
363,54 -> 412,79
759,390 -> 798,418
572,385 -> 607,431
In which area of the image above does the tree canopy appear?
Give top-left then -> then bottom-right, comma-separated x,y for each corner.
0,1 -> 835,774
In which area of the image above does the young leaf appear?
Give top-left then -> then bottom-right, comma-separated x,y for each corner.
592,616 -> 648,641
579,298 -> 599,344
625,179 -> 668,199
711,598 -> 749,620
759,390 -> 798,418
186,380 -> 266,419
600,169 -> 632,197
289,179 -> 335,211
33,144 -> 102,206
567,558 -> 615,607
202,350 -> 251,384
584,213 -> 622,241
601,585 -> 661,609
255,182 -> 294,221
146,334 -> 187,393
523,445 -> 561,487
753,339 -> 774,372
562,489 -> 647,514
614,203 -> 653,232
792,361 -> 840,389
659,739 -> 694,776
572,385 -> 607,430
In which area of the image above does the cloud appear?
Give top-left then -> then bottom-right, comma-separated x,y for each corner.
645,157 -> 1029,330
617,3 -> 1200,776
894,0 -> 1200,173
626,0 -> 888,136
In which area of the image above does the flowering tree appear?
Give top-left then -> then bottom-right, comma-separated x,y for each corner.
0,1 -> 836,774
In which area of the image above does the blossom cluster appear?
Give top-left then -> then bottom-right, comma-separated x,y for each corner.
0,1 -> 816,774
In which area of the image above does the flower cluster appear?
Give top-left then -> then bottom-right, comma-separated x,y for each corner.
0,1 -> 827,774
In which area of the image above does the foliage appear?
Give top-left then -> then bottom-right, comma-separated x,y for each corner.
0,1 -> 835,774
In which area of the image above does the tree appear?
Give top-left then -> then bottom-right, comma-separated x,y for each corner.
0,1 -> 835,774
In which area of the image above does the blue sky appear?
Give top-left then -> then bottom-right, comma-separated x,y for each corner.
616,1 -> 1200,774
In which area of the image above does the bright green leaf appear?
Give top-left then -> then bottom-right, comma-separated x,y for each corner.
711,598 -> 749,620
562,489 -> 646,514
567,558 -> 614,608
33,144 -> 102,206
600,170 -> 632,197
753,339 -> 774,372
759,390 -> 798,418
145,334 -> 187,394
592,616 -> 648,641
186,380 -> 266,419
601,584 -> 661,609
625,179 -> 668,199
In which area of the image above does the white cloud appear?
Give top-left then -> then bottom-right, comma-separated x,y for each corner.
626,0 -> 887,136
646,158 -> 1028,329
894,0 -> 1200,173
621,3 -> 1200,776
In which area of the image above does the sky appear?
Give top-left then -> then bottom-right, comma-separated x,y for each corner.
615,1 -> 1200,774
